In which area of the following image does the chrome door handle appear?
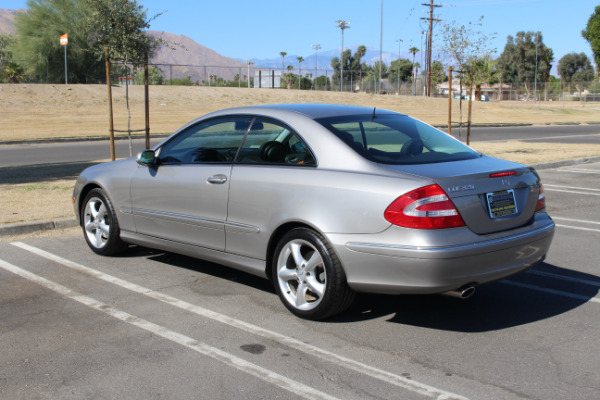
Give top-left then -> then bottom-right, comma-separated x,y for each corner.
207,174 -> 228,184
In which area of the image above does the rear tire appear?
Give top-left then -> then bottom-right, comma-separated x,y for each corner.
81,188 -> 128,256
272,228 -> 355,320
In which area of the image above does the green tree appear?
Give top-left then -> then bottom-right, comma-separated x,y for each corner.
558,52 -> 595,83
429,60 -> 447,91
4,61 -> 25,83
582,5 -> 600,79
133,66 -> 164,85
86,0 -> 161,160
331,46 -> 369,88
284,64 -> 295,89
470,56 -> 497,99
497,31 -> 553,96
314,75 -> 330,90
13,0 -> 105,83
86,0 -> 158,67
0,34 -> 17,82
0,33 -> 14,62
440,16 -> 496,144
388,58 -> 413,83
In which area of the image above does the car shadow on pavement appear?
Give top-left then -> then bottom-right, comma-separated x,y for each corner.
0,161 -> 100,184
123,246 -> 276,294
337,262 -> 599,331
109,246 -> 598,328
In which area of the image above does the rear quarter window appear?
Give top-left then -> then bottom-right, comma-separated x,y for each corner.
316,114 -> 479,165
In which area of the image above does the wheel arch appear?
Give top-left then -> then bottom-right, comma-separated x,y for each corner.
77,183 -> 102,225
265,221 -> 327,281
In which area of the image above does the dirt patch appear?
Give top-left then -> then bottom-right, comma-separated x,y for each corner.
1,84 -> 600,228
2,84 -> 600,141
470,142 -> 600,165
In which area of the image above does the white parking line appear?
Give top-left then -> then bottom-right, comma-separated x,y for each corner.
11,241 -> 469,400
544,184 -> 600,193
527,270 -> 600,287
555,224 -> 600,233
556,169 -> 600,174
483,133 -> 600,143
0,258 -> 339,400
501,280 -> 600,304
552,217 -> 600,225
544,188 -> 600,196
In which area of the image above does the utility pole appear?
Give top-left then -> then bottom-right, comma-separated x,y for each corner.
421,0 -> 441,97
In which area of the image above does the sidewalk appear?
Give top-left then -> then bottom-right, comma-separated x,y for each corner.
2,155 -> 600,238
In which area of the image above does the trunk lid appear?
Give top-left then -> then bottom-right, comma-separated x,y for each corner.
387,156 -> 541,235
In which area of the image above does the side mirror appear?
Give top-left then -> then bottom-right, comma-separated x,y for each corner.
136,150 -> 156,166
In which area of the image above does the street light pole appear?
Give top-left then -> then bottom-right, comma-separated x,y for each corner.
336,20 -> 350,92
534,32 -> 539,101
378,0 -> 383,94
247,60 -> 253,88
396,39 -> 402,94
312,44 -> 321,90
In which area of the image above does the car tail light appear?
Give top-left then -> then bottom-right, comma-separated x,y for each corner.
384,184 -> 466,229
489,171 -> 517,178
535,184 -> 546,212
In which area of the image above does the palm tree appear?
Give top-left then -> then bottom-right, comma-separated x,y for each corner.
409,47 -> 419,95
297,56 -> 304,89
356,45 -> 367,87
4,61 -> 24,83
280,52 -> 287,74
286,65 -> 294,89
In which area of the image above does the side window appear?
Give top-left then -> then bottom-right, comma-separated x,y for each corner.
158,117 -> 252,164
235,118 -> 316,165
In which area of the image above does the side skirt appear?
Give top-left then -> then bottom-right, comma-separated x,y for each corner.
120,230 -> 268,279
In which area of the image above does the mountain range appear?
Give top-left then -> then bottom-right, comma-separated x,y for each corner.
1,8 -> 407,83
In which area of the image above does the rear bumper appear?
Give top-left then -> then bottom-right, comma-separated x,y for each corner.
328,213 -> 555,294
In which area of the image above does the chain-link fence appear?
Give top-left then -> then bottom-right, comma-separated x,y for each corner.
3,58 -> 599,102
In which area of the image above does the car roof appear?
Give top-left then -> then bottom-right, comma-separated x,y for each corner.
204,103 -> 403,120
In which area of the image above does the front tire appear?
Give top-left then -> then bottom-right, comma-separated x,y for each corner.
81,188 -> 128,256
272,228 -> 355,320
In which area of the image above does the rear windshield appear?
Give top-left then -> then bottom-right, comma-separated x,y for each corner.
316,114 -> 480,165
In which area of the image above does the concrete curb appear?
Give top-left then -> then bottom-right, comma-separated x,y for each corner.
0,218 -> 79,237
2,156 -> 600,237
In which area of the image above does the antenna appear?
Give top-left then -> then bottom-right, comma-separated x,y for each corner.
372,107 -> 376,120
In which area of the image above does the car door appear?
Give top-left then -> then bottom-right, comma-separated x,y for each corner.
226,117 -> 317,259
130,116 -> 252,251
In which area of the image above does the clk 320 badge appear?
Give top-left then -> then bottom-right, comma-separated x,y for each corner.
447,184 -> 475,193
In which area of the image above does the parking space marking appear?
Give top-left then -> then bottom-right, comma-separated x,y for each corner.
11,241 -> 469,400
483,133 -> 600,143
556,169 -> 600,174
544,184 -> 600,193
526,270 -> 600,287
502,280 -> 600,304
544,188 -> 600,197
552,217 -> 600,226
554,224 -> 600,233
0,258 -> 339,400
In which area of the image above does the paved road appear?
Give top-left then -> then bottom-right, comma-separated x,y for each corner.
1,162 -> 599,399
1,125 -> 600,167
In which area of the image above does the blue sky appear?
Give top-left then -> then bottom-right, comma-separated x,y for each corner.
5,0 -> 598,68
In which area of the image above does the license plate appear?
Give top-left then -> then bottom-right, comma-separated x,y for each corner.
486,189 -> 517,219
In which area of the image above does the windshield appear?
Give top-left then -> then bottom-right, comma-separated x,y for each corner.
316,114 -> 479,165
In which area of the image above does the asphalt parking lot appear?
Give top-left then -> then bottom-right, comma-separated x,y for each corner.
1,162 -> 599,400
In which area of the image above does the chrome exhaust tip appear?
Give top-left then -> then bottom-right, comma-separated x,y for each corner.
443,285 -> 476,299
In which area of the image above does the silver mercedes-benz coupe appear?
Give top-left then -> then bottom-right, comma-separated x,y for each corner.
73,104 -> 555,319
